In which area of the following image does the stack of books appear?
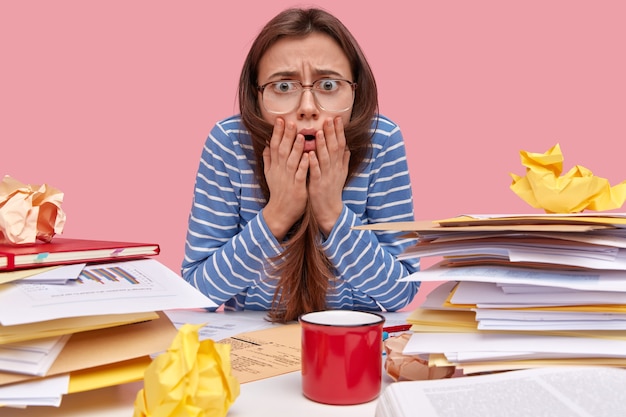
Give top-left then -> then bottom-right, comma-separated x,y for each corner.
0,238 -> 216,408
360,213 -> 626,375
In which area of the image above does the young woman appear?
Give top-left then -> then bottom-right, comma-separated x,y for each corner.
182,7 -> 420,322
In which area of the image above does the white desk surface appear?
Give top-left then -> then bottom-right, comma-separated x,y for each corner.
2,370 -> 394,416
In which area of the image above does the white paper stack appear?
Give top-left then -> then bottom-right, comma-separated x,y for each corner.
359,213 -> 626,374
0,258 -> 217,408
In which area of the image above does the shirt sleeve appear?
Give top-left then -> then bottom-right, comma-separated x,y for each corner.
180,120 -> 283,308
321,122 -> 420,311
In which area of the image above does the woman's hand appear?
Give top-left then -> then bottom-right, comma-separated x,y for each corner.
262,118 -> 310,241
308,117 -> 350,237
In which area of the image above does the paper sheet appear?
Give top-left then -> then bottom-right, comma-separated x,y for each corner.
0,266 -> 61,285
510,144 -> 626,213
403,332 -> 626,359
19,263 -> 85,284
0,335 -> 70,376
0,374 -> 69,408
0,259 -> 217,325
0,175 -> 66,244
164,310 -> 276,341
219,324 -> 301,384
451,280 -> 626,307
133,323 -> 239,417
402,262 -> 626,292
0,311 -> 159,345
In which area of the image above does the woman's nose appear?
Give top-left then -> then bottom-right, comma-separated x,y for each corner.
297,89 -> 319,118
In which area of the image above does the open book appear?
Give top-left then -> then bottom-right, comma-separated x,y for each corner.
376,366 -> 626,417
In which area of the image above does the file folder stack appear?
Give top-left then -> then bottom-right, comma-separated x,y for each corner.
360,213 -> 626,375
0,238 -> 216,408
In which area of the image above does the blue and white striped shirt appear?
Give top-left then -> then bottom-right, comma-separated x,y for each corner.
182,114 -> 420,312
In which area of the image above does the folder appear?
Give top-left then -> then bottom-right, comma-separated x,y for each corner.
436,213 -> 626,227
0,311 -> 176,387
0,238 -> 160,271
0,311 -> 159,344
68,355 -> 152,393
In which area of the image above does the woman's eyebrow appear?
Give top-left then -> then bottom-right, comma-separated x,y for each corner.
266,70 -> 299,79
265,68 -> 346,80
313,69 -> 345,77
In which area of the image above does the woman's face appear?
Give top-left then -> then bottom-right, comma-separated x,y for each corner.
257,32 -> 353,152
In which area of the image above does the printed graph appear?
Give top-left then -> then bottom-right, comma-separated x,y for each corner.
78,266 -> 141,285
17,262 -> 166,301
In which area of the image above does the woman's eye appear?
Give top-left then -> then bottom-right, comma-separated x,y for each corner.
318,80 -> 338,91
274,82 -> 295,93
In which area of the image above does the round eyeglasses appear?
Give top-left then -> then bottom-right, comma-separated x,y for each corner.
257,79 -> 357,114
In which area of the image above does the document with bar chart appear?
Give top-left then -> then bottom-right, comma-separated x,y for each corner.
0,259 -> 217,325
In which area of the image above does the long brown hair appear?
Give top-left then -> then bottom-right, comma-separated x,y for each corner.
238,7 -> 379,322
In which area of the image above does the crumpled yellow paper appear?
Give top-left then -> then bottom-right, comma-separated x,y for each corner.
0,175 -> 66,244
133,323 -> 240,417
510,144 -> 626,213
383,333 -> 455,381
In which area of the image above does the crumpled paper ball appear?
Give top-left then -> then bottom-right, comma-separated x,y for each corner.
510,144 -> 626,213
383,333 -> 455,381
133,323 -> 240,417
0,175 -> 66,244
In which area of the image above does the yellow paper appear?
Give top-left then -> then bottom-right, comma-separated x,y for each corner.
510,144 -> 626,213
407,307 -> 477,331
0,175 -> 66,244
134,323 -> 240,417
408,306 -> 626,341
427,353 -> 626,370
0,311 -> 171,388
69,356 -> 152,393
0,265 -> 60,284
0,311 -> 159,345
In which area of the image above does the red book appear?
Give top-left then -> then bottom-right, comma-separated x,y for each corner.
0,238 -> 160,271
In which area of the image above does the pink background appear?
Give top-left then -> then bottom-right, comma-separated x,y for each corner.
3,1 -> 625,306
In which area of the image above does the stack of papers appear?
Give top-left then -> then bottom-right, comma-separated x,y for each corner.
0,238 -> 217,408
358,213 -> 626,374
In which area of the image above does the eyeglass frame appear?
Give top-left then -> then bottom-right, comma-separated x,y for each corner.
256,78 -> 357,114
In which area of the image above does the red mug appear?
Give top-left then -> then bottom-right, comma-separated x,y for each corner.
299,310 -> 385,405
